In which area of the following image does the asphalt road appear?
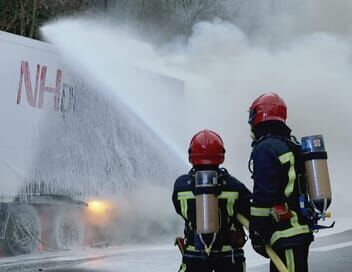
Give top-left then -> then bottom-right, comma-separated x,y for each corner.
1,230 -> 351,272
250,230 -> 352,272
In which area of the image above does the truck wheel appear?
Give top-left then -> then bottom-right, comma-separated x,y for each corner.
4,205 -> 41,256
53,211 -> 84,250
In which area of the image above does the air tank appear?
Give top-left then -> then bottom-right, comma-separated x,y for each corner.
195,171 -> 219,234
301,135 -> 332,214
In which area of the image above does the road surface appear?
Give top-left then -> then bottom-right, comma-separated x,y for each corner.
0,230 -> 351,271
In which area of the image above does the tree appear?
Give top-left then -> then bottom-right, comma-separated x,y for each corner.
0,0 -> 246,40
0,0 -> 94,40
175,0 -> 223,29
110,0 -> 245,37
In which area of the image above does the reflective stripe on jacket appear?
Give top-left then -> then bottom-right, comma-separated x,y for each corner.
250,136 -> 313,249
172,168 -> 251,254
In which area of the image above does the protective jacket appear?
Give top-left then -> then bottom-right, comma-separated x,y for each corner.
250,122 -> 314,249
172,168 -> 251,257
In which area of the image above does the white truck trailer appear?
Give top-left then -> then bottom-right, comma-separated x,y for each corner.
0,30 -> 185,256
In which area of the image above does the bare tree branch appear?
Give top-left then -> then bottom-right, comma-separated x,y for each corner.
5,13 -> 18,32
29,0 -> 38,38
0,0 -> 246,40
19,1 -> 25,36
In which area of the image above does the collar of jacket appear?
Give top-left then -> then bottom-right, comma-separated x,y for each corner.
188,167 -> 228,186
251,121 -> 292,147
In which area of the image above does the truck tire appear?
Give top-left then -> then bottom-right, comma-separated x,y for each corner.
52,210 -> 84,250
3,205 -> 41,256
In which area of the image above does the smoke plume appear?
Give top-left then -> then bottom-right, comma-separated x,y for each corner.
41,0 -> 352,240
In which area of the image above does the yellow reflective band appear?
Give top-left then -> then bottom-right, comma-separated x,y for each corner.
218,191 -> 239,217
218,191 -> 239,199
179,263 -> 187,272
177,191 -> 194,200
186,245 -> 197,252
279,152 -> 296,198
227,198 -> 235,217
177,191 -> 194,220
180,199 -> 188,219
285,249 -> 295,272
270,225 -> 311,245
186,245 -> 232,253
186,245 -> 196,252
221,245 -> 232,252
250,207 -> 272,217
270,208 -> 311,245
290,210 -> 300,228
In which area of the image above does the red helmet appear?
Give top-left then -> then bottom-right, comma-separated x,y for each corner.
188,129 -> 225,165
248,92 -> 287,127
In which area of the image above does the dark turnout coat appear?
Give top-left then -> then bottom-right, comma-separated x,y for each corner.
250,132 -> 314,249
172,168 -> 251,257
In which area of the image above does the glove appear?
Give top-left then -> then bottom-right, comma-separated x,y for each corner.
249,229 -> 269,258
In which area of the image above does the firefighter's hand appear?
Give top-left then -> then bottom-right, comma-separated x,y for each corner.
249,230 -> 269,258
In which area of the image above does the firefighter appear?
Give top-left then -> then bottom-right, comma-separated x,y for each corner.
172,129 -> 251,272
248,92 -> 314,272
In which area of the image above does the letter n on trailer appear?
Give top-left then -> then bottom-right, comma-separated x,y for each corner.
17,61 -> 63,111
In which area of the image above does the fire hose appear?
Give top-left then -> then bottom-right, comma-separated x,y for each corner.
236,213 -> 288,272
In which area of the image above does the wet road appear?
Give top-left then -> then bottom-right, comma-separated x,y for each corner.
51,230 -> 352,272
1,230 -> 351,272
250,230 -> 352,272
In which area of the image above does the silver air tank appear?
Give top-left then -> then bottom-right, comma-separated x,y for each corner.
195,171 -> 219,234
301,135 -> 332,214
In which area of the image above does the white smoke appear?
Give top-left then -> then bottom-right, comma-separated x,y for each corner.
233,0 -> 352,45
113,184 -> 183,244
177,20 -> 352,227
41,1 -> 352,240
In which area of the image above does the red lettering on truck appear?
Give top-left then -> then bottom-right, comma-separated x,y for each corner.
17,61 -> 63,111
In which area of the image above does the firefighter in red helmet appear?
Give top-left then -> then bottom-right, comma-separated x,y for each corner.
248,93 -> 313,272
172,129 -> 251,272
